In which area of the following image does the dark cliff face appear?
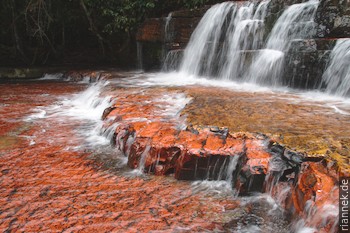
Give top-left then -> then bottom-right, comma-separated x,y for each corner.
315,0 -> 350,38
136,7 -> 207,70
136,0 -> 350,88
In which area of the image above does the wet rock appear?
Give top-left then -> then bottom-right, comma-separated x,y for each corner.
102,107 -> 116,120
102,89 -> 344,232
282,149 -> 304,166
136,6 -> 205,69
127,137 -> 151,169
136,18 -> 164,42
315,0 -> 350,38
284,160 -> 339,231
284,49 -> 331,89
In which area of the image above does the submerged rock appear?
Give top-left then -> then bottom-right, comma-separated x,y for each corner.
99,87 -> 343,233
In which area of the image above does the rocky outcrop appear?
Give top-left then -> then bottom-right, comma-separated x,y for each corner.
136,7 -> 208,70
137,0 -> 350,88
285,0 -> 350,88
315,0 -> 350,38
284,39 -> 335,89
0,67 -> 64,79
101,89 -> 342,232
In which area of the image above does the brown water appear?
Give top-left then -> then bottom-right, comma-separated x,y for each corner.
183,86 -> 350,174
0,72 -> 347,232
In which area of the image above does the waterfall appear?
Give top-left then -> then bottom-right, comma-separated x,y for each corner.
162,13 -> 173,69
322,39 -> 350,97
219,0 -> 270,80
164,12 -> 173,43
246,0 -> 319,85
180,2 -> 235,76
180,1 -> 270,78
178,0 -> 321,86
162,49 -> 183,72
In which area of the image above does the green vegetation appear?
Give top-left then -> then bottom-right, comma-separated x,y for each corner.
0,0 -> 214,67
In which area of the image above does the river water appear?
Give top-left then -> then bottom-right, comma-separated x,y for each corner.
0,71 -> 347,232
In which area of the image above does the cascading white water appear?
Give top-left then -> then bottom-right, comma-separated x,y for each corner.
179,0 -> 321,86
180,2 -> 234,76
164,12 -> 173,43
136,42 -> 143,70
180,1 -> 270,78
246,0 -> 319,85
219,0 -> 270,80
322,39 -> 350,97
162,49 -> 183,71
161,13 -> 173,69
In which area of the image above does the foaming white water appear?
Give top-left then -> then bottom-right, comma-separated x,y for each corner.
60,81 -> 112,121
136,72 -> 350,115
180,1 -> 270,78
25,109 -> 47,121
141,72 -> 276,93
192,156 -> 240,195
180,2 -> 234,76
162,50 -> 182,72
39,73 -> 63,80
292,202 -> 339,233
322,38 -> 350,97
219,1 -> 270,80
26,80 -> 115,148
246,0 -> 319,85
164,12 -> 172,42
155,93 -> 191,119
128,92 -> 191,176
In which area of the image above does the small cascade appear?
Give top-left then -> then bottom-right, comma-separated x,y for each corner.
161,13 -> 174,68
224,155 -> 240,187
162,49 -> 183,71
180,1 -> 270,78
322,38 -> 350,97
219,0 -> 270,80
180,2 -> 235,76
162,13 -> 179,71
164,13 -> 173,43
177,0 -> 322,87
246,0 -> 319,85
136,42 -> 143,70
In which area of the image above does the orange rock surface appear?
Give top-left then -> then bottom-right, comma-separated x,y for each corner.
0,81 -> 238,232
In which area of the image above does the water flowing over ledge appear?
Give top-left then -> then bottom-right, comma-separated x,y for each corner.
30,71 -> 348,232
158,0 -> 350,97
1,70 -> 348,232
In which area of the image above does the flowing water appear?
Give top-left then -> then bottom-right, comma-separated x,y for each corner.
179,0 -> 321,87
180,1 -> 270,78
246,0 -> 319,85
0,71 -> 347,232
1,0 -> 349,232
322,38 -> 350,97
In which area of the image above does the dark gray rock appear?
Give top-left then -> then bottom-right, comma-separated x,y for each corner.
315,0 -> 350,38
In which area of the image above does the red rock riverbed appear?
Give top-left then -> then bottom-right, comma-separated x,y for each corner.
0,72 -> 346,232
0,78 -> 278,232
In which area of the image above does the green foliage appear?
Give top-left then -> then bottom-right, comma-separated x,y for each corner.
182,0 -> 209,9
0,0 -> 214,66
84,0 -> 157,34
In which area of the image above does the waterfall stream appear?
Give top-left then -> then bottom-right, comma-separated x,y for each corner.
178,0 -> 327,89
322,38 -> 350,97
180,1 -> 270,78
246,0 -> 319,85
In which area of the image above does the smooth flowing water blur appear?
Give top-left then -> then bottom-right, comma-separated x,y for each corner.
322,38 -> 350,97
0,72 -> 348,232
